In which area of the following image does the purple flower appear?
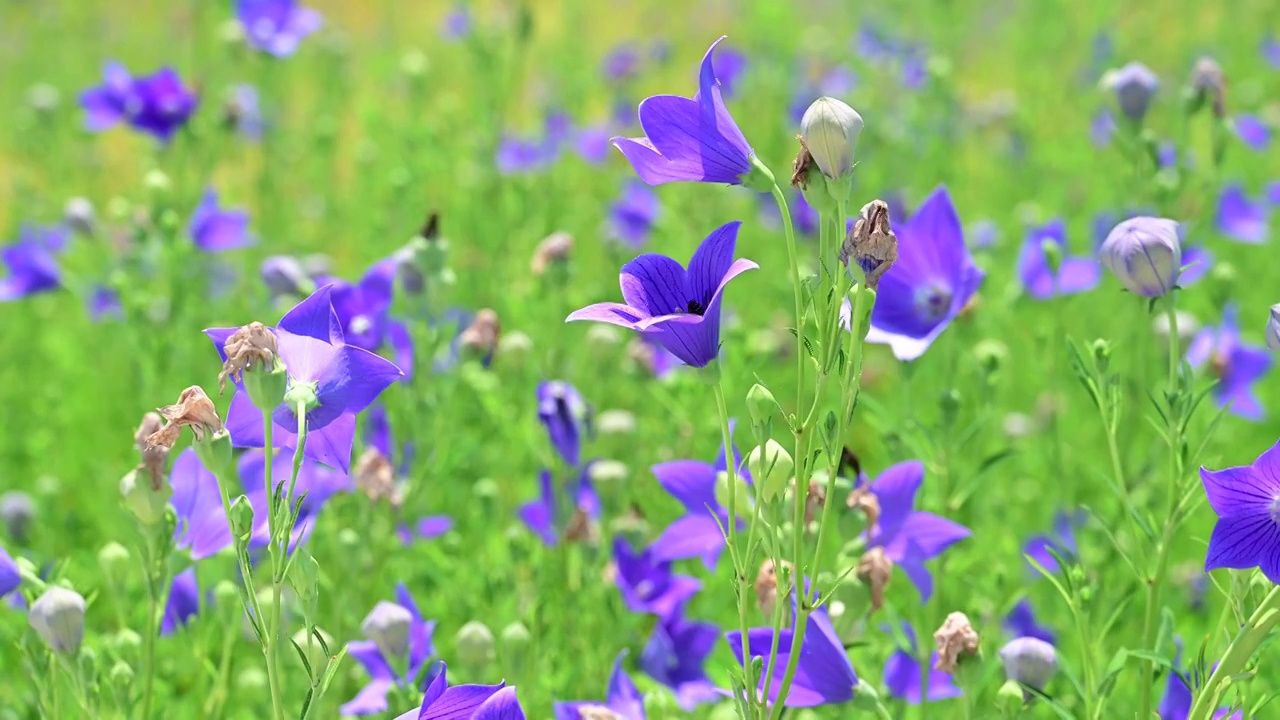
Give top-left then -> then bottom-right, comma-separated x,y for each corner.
1265,36 -> 1280,68
713,45 -> 747,98
0,226 -> 63,302
604,44 -> 642,81
261,255 -> 314,298
608,182 -> 661,248
343,585 -> 438,715
169,449 -> 233,560
566,221 -> 756,368
392,664 -> 523,720
639,605 -> 719,709
1201,438 -> 1280,582
189,188 -> 254,252
81,63 -> 199,142
327,258 -> 414,379
1216,184 -> 1269,243
237,0 -> 322,57
1090,108 -> 1116,146
883,624 -> 962,703
863,461 -> 970,601
206,286 -> 403,472
554,651 -> 645,720
1104,62 -> 1159,122
80,62 -> 137,132
496,135 -> 558,175
612,37 -> 756,186
727,586 -> 856,707
1180,244 -> 1212,286
160,569 -> 200,635
88,285 -> 123,322
518,468 -> 600,547
537,381 -> 591,468
865,187 -> 984,361
1004,600 -> 1056,644
1158,663 -> 1241,720
969,220 -> 999,249
612,538 -> 701,618
1233,114 -> 1272,150
225,84 -> 265,140
1187,304 -> 1272,420
1267,181 -> 1280,205
573,126 -> 613,164
0,545 -> 20,598
648,424 -> 746,569
441,5 -> 471,41
1023,510 -> 1086,575
1017,219 -> 1100,299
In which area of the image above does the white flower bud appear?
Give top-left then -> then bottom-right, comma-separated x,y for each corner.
455,620 -> 496,668
999,637 -> 1058,690
1267,304 -> 1280,351
799,97 -> 864,180
747,440 -> 794,503
361,601 -> 412,660
29,586 -> 87,656
1099,216 -> 1182,297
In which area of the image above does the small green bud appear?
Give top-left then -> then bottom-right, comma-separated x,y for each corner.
745,384 -> 777,432
228,495 -> 255,545
740,154 -> 776,193
996,679 -> 1026,711
236,668 -> 268,692
120,469 -> 171,527
713,470 -> 752,518
193,430 -> 234,477
109,660 -> 135,689
292,627 -> 333,670
849,678 -> 885,713
242,364 -> 289,415
336,528 -> 360,547
78,646 -> 98,677
143,169 -> 171,196
747,440 -> 794,504
98,541 -> 131,573
212,580 -> 239,609
973,339 -> 1008,376
400,48 -> 429,77
112,629 -> 142,652
455,620 -> 496,668
283,380 -> 320,414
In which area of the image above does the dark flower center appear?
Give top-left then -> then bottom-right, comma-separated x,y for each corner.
686,300 -> 706,316
913,285 -> 952,322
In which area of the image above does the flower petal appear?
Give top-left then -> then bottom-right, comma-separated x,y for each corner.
1205,511 -> 1278,572
566,302 -> 644,327
651,460 -> 718,513
686,221 -> 744,305
620,254 -> 688,317
278,285 -> 344,344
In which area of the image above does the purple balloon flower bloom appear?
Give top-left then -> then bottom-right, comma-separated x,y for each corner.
441,5 -> 471,41
206,286 -> 403,472
566,221 -> 756,368
1158,663 -> 1241,720
537,381 -> 591,468
0,545 -> 20,598
727,586 -> 857,707
0,226 -> 63,302
865,187 -> 985,361
608,182 -> 661,248
1023,509 -> 1086,575
1017,219 -> 1101,299
1265,36 -> 1280,68
518,468 -> 600,547
343,585 -> 438,715
80,62 -> 137,132
391,664 -> 524,720
554,651 -> 645,720
1090,108 -> 1116,146
883,624 -> 962,703
160,569 -> 200,635
1201,439 -> 1280,581
573,126 -> 613,164
189,188 -> 254,252
862,461 -> 970,601
1004,600 -> 1056,644
169,449 -> 233,560
604,44 -> 642,81
237,0 -> 323,57
612,37 -> 756,186
1233,114 -> 1272,150
225,84 -> 266,140
648,421 -> 747,570
612,538 -> 701,618
639,605 -> 719,710
327,258 -> 415,380
1187,304 -> 1271,420
496,135 -> 558,175
87,285 -> 123,322
81,63 -> 199,142
1216,184 -> 1269,243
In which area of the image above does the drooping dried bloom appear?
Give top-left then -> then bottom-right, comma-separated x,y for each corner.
846,485 -> 881,529
531,231 -> 573,275
459,308 -> 501,359
841,199 -> 898,289
1188,56 -> 1225,118
563,507 -> 600,545
354,448 -> 403,507
147,386 -> 224,452
135,411 -> 168,486
790,137 -> 817,190
933,611 -> 980,672
857,547 -> 893,613
804,480 -> 826,525
755,559 -> 782,617
217,321 -> 278,392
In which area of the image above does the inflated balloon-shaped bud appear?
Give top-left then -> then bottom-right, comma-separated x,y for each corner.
29,586 -> 87,656
999,637 -> 1058,691
1101,62 -> 1159,122
360,601 -> 412,661
1099,216 -> 1181,297
748,440 -> 794,503
799,97 -> 864,180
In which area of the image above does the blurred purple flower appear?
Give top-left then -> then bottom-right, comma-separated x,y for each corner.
169,449 -> 233,560
1017,219 -> 1100,299
554,651 -> 645,720
537,381 -> 591,468
81,63 -> 198,142
189,188 -> 254,252
1104,62 -> 1159,122
1004,600 -> 1056,644
441,5 -> 471,41
612,537 -> 701,618
518,467 -> 600,547
1180,245 -> 1212,286
87,285 -> 123,322
649,421 -> 747,569
343,585 -> 439,715
328,257 -> 415,380
573,126 -> 613,164
1159,667 -> 1241,720
865,187 -> 984,361
261,255 -> 315,299
1158,142 -> 1178,168
1023,509 -> 1086,574
1187,304 -> 1271,420
160,569 -> 200,635
639,605 -> 719,710
225,84 -> 265,140
608,182 -> 660,248
1263,36 -> 1280,69
714,45 -> 747,98
883,624 -> 962,703
612,37 -> 756,186
1090,108 -> 1116,146
566,221 -> 756,368
0,225 -> 65,302
392,664 -> 522,720
496,135 -> 558,175
969,219 -> 999,249
604,44 -> 642,81
788,66 -> 858,124
900,47 -> 928,89
237,0 -> 322,57
1268,181 -> 1280,205
1233,114 -> 1272,151
0,545 -> 20,598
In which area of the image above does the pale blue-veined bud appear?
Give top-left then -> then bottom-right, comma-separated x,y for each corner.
1268,305 -> 1280,351
361,601 -> 412,661
1099,216 -> 1181,297
999,637 -> 1057,690
64,197 -> 96,236
747,440 -> 794,504
455,620 -> 496,668
1101,62 -> 1159,123
799,97 -> 864,181
29,586 -> 87,656
0,491 -> 35,543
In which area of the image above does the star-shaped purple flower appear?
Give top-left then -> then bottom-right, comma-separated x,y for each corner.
554,651 -> 645,720
1017,219 -> 1100,299
1159,658 -> 1242,720
326,258 -> 415,380
189,188 -> 254,252
567,221 -> 756,368
883,624 -> 962,704
81,63 -> 198,143
1215,184 -> 1269,244
865,187 -> 985,361
1004,599 -> 1056,644
391,664 -> 524,720
862,461 -> 970,602
161,568 -> 201,635
639,604 -> 720,710
612,36 -> 755,186
237,0 -> 323,57
206,286 -> 403,472
608,182 -> 661,249
649,422 -> 747,570
1187,304 -> 1272,420
612,538 -> 701,618
1201,439 -> 1280,582
343,585 -> 438,716
518,467 -> 600,547
0,225 -> 64,302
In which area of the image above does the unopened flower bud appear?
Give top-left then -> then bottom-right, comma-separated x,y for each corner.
26,83 -> 60,114
713,470 -> 752,519
0,491 -> 35,543
228,494 -> 255,544
1102,62 -> 1159,122
144,169 -> 171,196
856,547 -> 893,614
64,197 -> 96,236
120,469 -> 171,526
596,409 -> 637,436
799,97 -> 864,180
1267,304 -> 1280,351
361,601 -> 412,661
933,611 -> 980,672
500,621 -> 531,651
98,542 -> 130,575
588,459 -> 629,485
237,668 -> 268,691
531,231 -> 573,276
213,580 -> 240,608
29,586 -> 87,656
1099,216 -> 1182,297
840,200 -> 898,289
455,620 -> 496,668
218,322 -> 280,393
109,660 -> 135,688
459,309 -> 501,362
999,637 -> 1058,690
148,386 -> 225,453
748,440 -> 793,503
850,679 -> 885,713
996,679 -> 1026,710
973,339 -> 1008,376
498,331 -> 533,360
1187,57 -> 1225,118
292,627 -> 333,669
112,628 -> 142,651
745,384 -> 776,432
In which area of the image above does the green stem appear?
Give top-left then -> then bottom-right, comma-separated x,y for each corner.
262,412 -> 285,720
713,379 -> 758,714
139,537 -> 157,720
1188,585 -> 1280,719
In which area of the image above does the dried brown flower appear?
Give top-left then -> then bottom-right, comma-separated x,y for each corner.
805,480 -> 826,526
840,199 -> 898,290
147,386 -> 225,452
218,322 -> 278,393
846,486 -> 881,530
354,448 -> 403,507
459,308 -> 501,360
563,508 -> 599,545
856,547 -> 893,613
1189,57 -> 1226,118
530,231 -> 573,276
755,559 -> 795,618
933,611 -> 980,672
790,137 -> 816,190
135,412 -> 168,488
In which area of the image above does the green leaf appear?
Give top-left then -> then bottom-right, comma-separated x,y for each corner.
290,636 -> 315,681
